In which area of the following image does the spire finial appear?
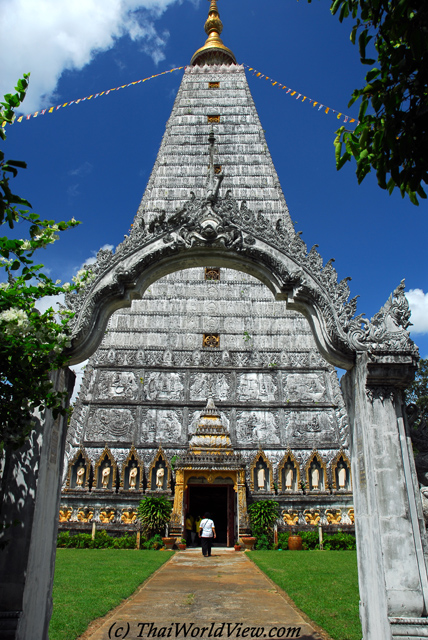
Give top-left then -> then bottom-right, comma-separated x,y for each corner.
191,0 -> 236,66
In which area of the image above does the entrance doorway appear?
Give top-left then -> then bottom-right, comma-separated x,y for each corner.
187,484 -> 235,546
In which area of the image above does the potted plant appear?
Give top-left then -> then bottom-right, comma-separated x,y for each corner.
288,530 -> 303,550
177,537 -> 186,550
162,536 -> 176,550
234,542 -> 242,551
240,535 -> 257,550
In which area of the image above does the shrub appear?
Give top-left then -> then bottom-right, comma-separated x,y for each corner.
137,496 -> 172,538
277,531 -> 290,550
141,534 -> 164,550
57,530 -> 137,549
247,500 -> 280,546
255,533 -> 272,550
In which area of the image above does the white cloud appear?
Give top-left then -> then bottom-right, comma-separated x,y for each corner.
406,289 -> 428,334
0,0 -> 193,113
81,243 -> 114,267
34,293 -> 65,314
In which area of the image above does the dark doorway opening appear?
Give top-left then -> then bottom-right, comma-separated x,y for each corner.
187,485 -> 234,546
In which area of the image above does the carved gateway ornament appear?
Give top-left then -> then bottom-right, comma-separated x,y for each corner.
63,128 -> 418,371
63,178 -> 418,369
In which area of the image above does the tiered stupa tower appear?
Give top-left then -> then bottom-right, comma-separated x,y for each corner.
60,0 -> 354,544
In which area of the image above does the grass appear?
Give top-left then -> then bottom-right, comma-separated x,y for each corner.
49,549 -> 173,640
249,551 -> 361,640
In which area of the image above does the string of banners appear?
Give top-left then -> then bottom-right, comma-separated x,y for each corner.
242,64 -> 357,124
2,66 -> 185,127
2,63 -> 356,127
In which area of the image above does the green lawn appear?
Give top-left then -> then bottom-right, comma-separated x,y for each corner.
49,549 -> 174,640
249,551 -> 361,640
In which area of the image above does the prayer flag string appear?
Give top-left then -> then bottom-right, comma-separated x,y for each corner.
2,66 -> 185,127
2,63 -> 357,128
242,64 -> 357,125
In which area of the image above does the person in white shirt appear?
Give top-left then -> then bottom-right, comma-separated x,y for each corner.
199,511 -> 216,557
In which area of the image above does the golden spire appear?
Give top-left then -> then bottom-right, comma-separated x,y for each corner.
190,0 -> 236,66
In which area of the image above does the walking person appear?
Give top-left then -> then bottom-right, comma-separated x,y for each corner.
199,512 -> 216,557
185,513 -> 194,547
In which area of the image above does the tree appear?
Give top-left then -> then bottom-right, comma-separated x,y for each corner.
309,0 -> 428,205
406,358 -> 428,428
0,77 -> 90,451
405,358 -> 428,484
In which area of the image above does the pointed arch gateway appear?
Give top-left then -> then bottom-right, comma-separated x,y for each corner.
1,3 -> 426,640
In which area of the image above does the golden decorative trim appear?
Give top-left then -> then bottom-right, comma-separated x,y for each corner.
207,115 -> 220,124
303,509 -> 320,526
331,450 -> 352,491
94,446 -> 117,490
304,450 -> 328,492
99,509 -> 115,523
208,81 -> 220,89
148,445 -> 171,491
120,445 -> 144,491
326,508 -> 342,525
277,449 -> 300,492
183,469 -> 237,490
348,508 -> 355,524
203,333 -> 220,348
64,447 -> 91,491
205,267 -> 220,280
249,449 -> 274,492
59,507 -> 73,523
121,509 -> 138,524
170,469 -> 184,525
282,509 -> 299,526
77,507 -> 94,523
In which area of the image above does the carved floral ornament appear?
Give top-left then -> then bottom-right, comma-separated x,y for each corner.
64,181 -> 418,371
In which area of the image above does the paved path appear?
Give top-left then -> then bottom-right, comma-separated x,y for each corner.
79,549 -> 331,640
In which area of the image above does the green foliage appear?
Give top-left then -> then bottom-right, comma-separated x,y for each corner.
406,358 -> 428,428
0,77 -> 88,450
248,500 -> 280,546
57,530 -> 137,549
254,533 -> 271,550
137,495 -> 172,538
308,0 -> 428,204
277,531 -> 290,550
297,530 -> 356,550
141,534 -> 164,550
49,549 -> 172,640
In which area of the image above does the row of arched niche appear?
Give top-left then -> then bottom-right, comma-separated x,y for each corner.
65,445 -> 352,494
64,446 -> 171,493
251,449 -> 352,493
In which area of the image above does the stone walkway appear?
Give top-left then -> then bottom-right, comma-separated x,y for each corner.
79,549 -> 332,640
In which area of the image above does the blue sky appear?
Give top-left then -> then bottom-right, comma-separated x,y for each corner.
1,0 -> 427,360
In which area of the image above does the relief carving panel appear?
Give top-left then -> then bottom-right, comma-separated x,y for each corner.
189,373 -> 231,401
143,372 -> 184,401
96,371 -> 139,401
140,409 -> 183,443
236,411 -> 280,445
283,373 -> 326,403
237,373 -> 277,402
284,410 -> 337,445
84,407 -> 136,442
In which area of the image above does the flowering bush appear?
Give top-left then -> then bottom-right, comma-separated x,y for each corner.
0,76 -> 85,449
